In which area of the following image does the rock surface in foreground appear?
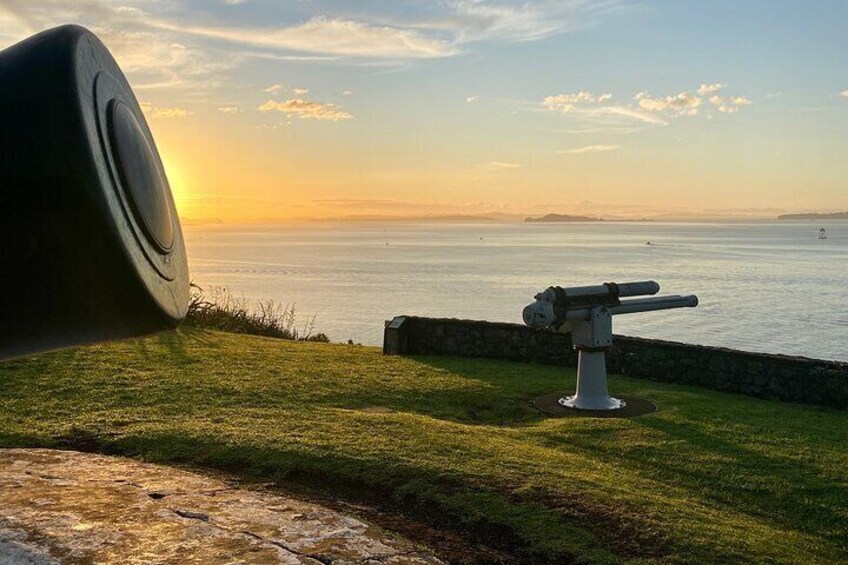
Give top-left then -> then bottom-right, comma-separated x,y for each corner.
0,449 -> 442,564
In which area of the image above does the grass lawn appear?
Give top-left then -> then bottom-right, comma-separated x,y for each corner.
0,329 -> 846,564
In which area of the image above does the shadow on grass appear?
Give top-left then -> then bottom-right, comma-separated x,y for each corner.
637,416 -> 848,544
0,429 -> 644,565
3,331 -> 844,561
101,430 -> 670,564
0,415 -> 684,563
326,355 -> 577,428
528,412 -> 848,547
144,332 -> 563,429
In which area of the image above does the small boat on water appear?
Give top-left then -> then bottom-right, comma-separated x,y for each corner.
819,227 -> 827,240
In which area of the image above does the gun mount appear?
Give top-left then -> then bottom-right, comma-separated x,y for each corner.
523,281 -> 697,410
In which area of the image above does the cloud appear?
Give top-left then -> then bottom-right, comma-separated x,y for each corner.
544,83 -> 752,128
154,16 -> 456,59
636,91 -> 702,115
486,161 -> 523,169
0,1 -> 240,93
636,87 -> 752,117
543,91 -> 612,112
558,144 -> 620,154
218,106 -> 242,113
306,197 -> 524,217
707,94 -> 752,113
0,0 -> 630,128
292,87 -> 309,95
543,91 -> 666,126
139,102 -> 193,118
841,90 -> 848,98
697,83 -> 724,95
466,95 -> 479,103
258,98 -> 353,121
342,90 -> 353,96
590,105 -> 666,125
0,1 -> 624,64
435,0 -> 626,44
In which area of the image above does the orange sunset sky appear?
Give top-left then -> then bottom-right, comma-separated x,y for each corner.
1,1 -> 846,221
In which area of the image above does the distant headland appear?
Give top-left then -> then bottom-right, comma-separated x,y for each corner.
777,212 -> 848,220
525,213 -> 602,223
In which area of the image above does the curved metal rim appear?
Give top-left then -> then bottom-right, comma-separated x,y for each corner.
93,70 -> 180,282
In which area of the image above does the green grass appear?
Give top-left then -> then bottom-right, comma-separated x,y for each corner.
1,329 -> 846,564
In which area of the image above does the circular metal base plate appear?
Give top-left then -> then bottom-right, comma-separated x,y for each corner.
533,393 -> 657,418
559,395 -> 626,411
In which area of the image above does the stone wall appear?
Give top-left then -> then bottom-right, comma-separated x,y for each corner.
383,316 -> 848,410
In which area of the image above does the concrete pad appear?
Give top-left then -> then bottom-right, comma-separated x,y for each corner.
0,449 -> 442,564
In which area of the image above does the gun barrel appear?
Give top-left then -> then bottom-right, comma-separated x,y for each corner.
542,280 -> 659,301
610,295 -> 698,315
522,292 -> 698,328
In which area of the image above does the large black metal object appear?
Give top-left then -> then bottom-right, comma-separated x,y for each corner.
0,25 -> 189,360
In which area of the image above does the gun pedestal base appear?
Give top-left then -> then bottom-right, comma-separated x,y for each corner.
559,349 -> 625,411
534,392 -> 656,418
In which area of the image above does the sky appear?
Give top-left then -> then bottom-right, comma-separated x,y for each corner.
0,0 -> 846,221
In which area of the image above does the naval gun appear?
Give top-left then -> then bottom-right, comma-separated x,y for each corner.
523,281 -> 697,410
0,25 -> 189,360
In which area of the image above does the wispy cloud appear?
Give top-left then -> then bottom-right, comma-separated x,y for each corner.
697,83 -> 724,95
0,1 -> 241,93
258,98 -> 353,121
140,102 -> 193,118
543,91 -> 612,111
543,91 -> 665,126
708,95 -> 752,113
153,16 -> 457,59
558,144 -> 620,154
434,0 -> 626,44
0,1 -> 624,65
306,197 -> 521,217
592,105 -> 667,125
636,91 -> 702,116
636,87 -> 751,117
544,83 -> 752,129
841,90 -> 848,98
466,95 -> 479,103
486,161 -> 523,169
217,106 -> 242,114
0,0 -> 628,116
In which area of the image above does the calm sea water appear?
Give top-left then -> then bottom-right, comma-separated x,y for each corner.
184,221 -> 848,362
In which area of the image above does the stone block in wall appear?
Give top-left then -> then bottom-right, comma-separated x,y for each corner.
383,316 -> 408,355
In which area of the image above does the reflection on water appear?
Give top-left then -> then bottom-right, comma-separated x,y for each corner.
184,221 -> 848,362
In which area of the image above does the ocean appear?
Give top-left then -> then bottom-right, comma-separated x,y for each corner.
183,221 -> 848,362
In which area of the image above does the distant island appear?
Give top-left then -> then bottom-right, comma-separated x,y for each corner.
777,212 -> 848,220
525,213 -> 602,223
